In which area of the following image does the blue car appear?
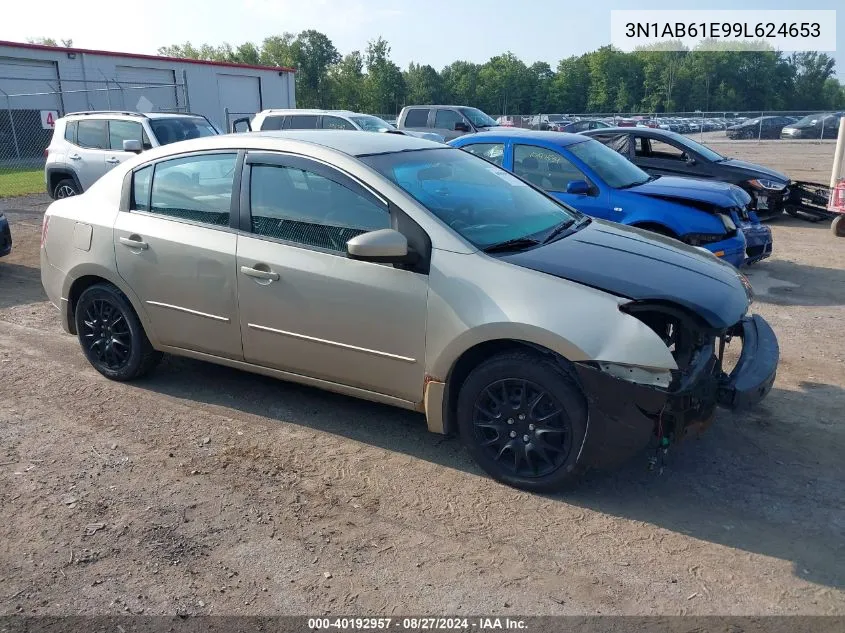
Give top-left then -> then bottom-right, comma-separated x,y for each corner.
449,131 -> 773,268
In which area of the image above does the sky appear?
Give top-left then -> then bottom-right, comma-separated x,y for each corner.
1,0 -> 842,78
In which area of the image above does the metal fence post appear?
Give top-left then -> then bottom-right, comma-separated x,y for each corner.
224,107 -> 230,133
820,116 -> 826,141
182,70 -> 191,113
758,113 -> 764,141
2,91 -> 21,160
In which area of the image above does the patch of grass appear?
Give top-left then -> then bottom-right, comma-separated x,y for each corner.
0,168 -> 44,198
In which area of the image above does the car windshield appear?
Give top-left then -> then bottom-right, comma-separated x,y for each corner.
459,107 -> 499,128
350,115 -> 394,132
667,132 -> 725,162
360,148 -> 579,249
150,117 -> 218,146
548,115 -> 567,122
567,139 -> 650,189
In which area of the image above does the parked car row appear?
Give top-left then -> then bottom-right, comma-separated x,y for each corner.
40,129 -> 779,492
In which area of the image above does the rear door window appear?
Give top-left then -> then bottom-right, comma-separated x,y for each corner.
76,120 -> 109,150
287,115 -> 319,129
403,109 -> 430,127
260,115 -> 285,131
148,153 -> 237,226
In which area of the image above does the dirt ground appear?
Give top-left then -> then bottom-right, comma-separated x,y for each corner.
1,141 -> 844,616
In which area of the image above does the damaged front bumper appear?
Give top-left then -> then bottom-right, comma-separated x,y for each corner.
573,314 -> 779,469
739,222 -> 773,265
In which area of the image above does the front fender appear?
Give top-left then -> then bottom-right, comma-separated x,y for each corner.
616,193 -> 726,235
425,250 -> 679,382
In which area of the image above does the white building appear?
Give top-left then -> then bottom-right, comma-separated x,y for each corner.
0,39 -> 296,160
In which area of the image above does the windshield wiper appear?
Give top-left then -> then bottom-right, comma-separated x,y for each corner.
482,236 -> 541,253
541,219 -> 576,244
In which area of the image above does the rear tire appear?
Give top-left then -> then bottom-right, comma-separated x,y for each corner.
53,178 -> 80,199
456,351 -> 588,492
74,283 -> 162,381
832,215 -> 845,238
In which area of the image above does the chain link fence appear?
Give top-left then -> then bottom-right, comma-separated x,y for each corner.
1,79 -> 188,198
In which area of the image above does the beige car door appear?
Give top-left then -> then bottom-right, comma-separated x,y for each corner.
114,152 -> 244,360
236,152 -> 429,403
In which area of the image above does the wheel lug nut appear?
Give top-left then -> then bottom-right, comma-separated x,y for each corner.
507,418 -> 514,425
528,424 -> 535,431
523,435 -> 530,443
518,414 -> 526,421
509,430 -> 517,438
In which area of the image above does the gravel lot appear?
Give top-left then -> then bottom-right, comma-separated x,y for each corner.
1,140 -> 843,616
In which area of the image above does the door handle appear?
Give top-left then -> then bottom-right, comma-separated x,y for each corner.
68,154 -> 81,160
240,265 -> 279,281
119,236 -> 148,250
106,157 -> 120,164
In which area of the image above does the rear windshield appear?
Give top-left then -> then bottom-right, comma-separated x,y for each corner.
149,117 -> 218,146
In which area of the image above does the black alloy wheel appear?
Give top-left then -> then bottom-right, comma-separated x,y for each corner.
472,378 -> 571,478
75,283 -> 162,381
80,298 -> 132,371
457,351 -> 588,492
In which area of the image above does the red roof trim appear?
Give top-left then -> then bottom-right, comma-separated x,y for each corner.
0,39 -> 296,73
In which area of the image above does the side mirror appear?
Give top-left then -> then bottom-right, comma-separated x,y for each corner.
686,157 -> 697,165
566,180 -> 590,195
453,121 -> 470,132
232,117 -> 252,133
123,139 -> 143,153
347,229 -> 411,263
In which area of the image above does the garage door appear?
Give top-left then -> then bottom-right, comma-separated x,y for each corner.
0,57 -> 62,110
116,66 -> 178,112
0,57 -> 62,161
217,74 -> 261,125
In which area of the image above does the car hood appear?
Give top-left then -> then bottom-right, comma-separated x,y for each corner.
718,158 -> 788,183
628,176 -> 750,208
500,220 -> 750,330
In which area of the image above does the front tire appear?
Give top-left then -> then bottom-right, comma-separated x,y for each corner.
456,351 -> 588,492
74,283 -> 161,381
832,215 -> 845,238
53,178 -> 80,199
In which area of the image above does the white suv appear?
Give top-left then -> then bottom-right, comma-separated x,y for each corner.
233,109 -> 445,143
45,111 -> 220,198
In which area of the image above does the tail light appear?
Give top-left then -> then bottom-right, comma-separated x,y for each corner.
44,148 -> 49,158
40,214 -> 50,249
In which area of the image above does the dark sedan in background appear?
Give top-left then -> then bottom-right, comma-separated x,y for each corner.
781,112 -> 843,139
582,127 -> 791,220
726,116 -> 795,140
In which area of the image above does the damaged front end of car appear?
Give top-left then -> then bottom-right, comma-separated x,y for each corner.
573,299 -> 779,469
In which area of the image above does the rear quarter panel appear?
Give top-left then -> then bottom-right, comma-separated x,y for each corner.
42,168 -> 157,340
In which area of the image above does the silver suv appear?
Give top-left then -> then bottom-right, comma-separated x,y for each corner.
44,111 -> 220,198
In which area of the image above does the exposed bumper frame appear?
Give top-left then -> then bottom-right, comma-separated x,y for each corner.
573,314 -> 778,469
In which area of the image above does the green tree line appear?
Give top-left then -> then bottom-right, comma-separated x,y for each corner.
159,32 -> 845,115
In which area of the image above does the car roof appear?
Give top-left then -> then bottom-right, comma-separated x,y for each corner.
456,130 -> 591,147
63,111 -> 209,121
163,130 -> 436,156
257,109 -> 363,116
